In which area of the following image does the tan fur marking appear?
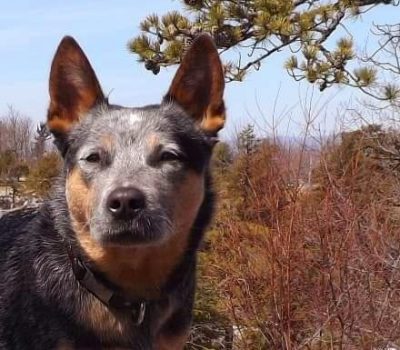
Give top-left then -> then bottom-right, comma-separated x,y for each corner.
79,298 -> 130,343
70,171 -> 204,298
201,111 -> 226,134
148,133 -> 160,151
66,168 -> 93,227
100,134 -> 115,151
48,89 -> 99,134
56,340 -> 74,349
48,115 -> 75,134
66,168 -> 204,336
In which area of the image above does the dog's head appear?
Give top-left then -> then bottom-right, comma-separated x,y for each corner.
47,35 -> 225,248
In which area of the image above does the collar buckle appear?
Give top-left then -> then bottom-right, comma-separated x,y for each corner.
132,302 -> 146,326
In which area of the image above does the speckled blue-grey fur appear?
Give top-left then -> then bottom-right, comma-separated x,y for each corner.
0,32 -> 224,349
0,101 -> 215,349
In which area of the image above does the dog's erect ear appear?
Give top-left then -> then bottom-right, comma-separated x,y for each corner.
47,36 -> 105,136
164,34 -> 225,135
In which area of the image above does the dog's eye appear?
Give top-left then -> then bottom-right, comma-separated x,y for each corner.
160,150 -> 183,162
84,153 -> 101,163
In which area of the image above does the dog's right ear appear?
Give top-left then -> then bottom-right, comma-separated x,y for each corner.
47,36 -> 105,148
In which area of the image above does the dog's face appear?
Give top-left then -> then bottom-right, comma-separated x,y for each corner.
47,35 -> 225,247
64,104 -> 211,246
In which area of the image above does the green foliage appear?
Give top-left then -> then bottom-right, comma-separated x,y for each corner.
24,152 -> 61,197
354,67 -> 378,87
128,10 -> 192,74
237,124 -> 259,155
0,150 -> 17,177
0,151 -> 29,181
194,234 -> 230,324
211,141 -> 233,185
129,0 -> 398,98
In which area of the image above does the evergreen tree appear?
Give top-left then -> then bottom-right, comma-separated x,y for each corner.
129,0 -> 398,102
25,152 -> 61,197
238,124 -> 259,155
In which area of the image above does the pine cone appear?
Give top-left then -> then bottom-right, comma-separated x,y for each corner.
184,0 -> 202,6
213,25 -> 235,48
144,60 -> 158,71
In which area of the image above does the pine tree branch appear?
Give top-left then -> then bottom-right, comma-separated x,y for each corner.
129,0 -> 399,95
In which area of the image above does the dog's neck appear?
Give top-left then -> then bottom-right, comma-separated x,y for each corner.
50,179 -> 190,298
69,224 -> 191,299
65,242 -> 148,325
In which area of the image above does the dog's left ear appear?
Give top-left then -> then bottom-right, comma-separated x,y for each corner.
164,34 -> 226,135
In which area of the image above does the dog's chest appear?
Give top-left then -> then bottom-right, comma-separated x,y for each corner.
72,293 -> 174,348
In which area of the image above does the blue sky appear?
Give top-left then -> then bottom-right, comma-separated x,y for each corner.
0,1 -> 398,138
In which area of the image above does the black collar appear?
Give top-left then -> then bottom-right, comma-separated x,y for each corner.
66,244 -> 146,326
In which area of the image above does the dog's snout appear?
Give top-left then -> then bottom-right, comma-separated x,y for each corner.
106,187 -> 146,219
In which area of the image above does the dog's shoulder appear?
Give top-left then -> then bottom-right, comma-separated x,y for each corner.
0,208 -> 39,246
0,207 -> 38,228
0,205 -> 58,271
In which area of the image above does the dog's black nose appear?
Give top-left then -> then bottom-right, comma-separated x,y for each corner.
106,187 -> 146,219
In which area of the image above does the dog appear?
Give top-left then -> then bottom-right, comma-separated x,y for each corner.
0,34 -> 226,349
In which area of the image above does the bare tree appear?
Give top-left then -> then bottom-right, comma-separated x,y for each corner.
0,105 -> 33,159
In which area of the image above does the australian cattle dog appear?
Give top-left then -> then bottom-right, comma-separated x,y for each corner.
0,34 -> 226,349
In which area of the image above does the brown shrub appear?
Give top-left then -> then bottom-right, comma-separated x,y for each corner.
194,125 -> 400,349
